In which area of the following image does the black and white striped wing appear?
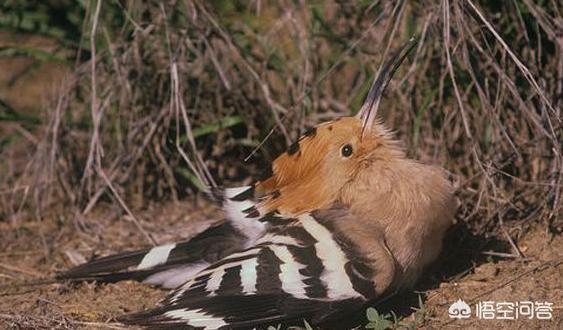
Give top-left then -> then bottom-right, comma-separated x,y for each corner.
220,185 -> 298,244
220,186 -> 268,243
58,185 -> 288,289
119,212 -> 380,329
57,222 -> 247,288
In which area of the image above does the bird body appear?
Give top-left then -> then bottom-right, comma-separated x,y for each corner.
58,116 -> 455,329
57,40 -> 456,329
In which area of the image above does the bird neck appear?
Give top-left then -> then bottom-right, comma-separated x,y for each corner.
340,158 -> 455,287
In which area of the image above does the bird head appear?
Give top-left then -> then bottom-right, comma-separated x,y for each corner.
256,39 -> 418,216
256,116 -> 405,215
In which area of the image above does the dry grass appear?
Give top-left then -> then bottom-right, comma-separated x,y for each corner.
2,1 -> 560,237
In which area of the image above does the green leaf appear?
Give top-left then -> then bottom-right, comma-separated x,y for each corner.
175,168 -> 207,192
381,319 -> 394,329
190,115 -> 244,139
366,307 -> 379,322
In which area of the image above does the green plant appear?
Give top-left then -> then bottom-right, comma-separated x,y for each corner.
365,307 -> 398,330
400,295 -> 428,330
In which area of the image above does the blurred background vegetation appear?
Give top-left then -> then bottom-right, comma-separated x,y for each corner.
0,0 -> 561,237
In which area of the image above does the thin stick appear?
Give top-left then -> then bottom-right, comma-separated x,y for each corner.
482,251 -> 527,259
170,60 -> 216,192
442,0 -> 472,139
81,0 -> 103,186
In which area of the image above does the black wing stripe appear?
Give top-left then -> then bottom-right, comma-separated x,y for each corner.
256,247 -> 283,294
166,222 -> 245,264
182,274 -> 213,299
345,262 -> 377,298
242,205 -> 261,218
287,245 -> 327,299
283,225 -> 318,245
217,265 -> 243,295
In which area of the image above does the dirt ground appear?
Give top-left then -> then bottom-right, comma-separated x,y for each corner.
0,199 -> 561,329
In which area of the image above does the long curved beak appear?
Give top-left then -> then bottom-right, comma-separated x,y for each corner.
357,37 -> 418,134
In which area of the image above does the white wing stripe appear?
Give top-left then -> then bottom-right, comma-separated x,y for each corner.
172,248 -> 262,302
256,234 -> 301,246
223,186 -> 266,245
268,245 -> 308,299
240,258 -> 258,294
300,215 -> 360,299
137,243 -> 176,270
224,248 -> 262,260
224,186 -> 252,199
205,267 -> 224,296
164,308 -> 227,329
142,262 -> 210,289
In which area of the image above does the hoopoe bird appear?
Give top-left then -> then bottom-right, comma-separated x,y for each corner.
58,40 -> 456,329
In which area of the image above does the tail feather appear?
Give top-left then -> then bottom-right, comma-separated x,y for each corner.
57,222 -> 246,288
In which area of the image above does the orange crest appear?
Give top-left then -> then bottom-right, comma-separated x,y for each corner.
255,117 -> 400,215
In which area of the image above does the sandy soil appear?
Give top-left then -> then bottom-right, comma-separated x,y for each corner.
0,199 -> 560,329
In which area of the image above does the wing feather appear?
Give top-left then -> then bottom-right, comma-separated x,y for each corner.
120,211 -> 380,329
57,222 -> 245,288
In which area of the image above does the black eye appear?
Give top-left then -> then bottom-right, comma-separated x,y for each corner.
341,144 -> 353,157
